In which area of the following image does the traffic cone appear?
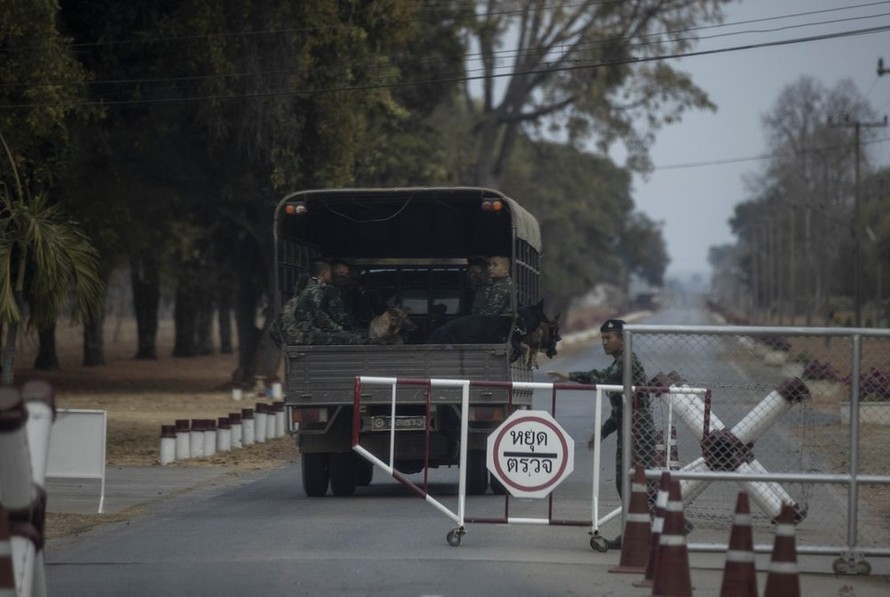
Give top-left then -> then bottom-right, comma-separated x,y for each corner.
651,478 -> 692,597
609,464 -> 651,574
633,471 -> 671,588
0,510 -> 14,595
720,491 -> 757,597
763,503 -> 800,597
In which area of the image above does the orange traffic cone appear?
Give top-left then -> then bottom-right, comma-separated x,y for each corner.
763,502 -> 800,597
651,478 -> 692,597
609,464 -> 652,574
720,491 -> 757,597
633,471 -> 671,588
0,510 -> 14,594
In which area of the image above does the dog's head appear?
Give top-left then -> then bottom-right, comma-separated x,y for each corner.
368,307 -> 417,344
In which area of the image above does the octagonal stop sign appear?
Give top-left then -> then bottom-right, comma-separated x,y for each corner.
486,410 -> 574,498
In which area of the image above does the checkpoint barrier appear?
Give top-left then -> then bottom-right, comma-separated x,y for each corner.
649,372 -> 808,523
351,376 -> 671,549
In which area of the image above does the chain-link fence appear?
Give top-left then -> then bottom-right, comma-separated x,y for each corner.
624,324 -> 890,570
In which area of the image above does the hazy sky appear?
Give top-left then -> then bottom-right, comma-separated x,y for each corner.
630,0 -> 890,279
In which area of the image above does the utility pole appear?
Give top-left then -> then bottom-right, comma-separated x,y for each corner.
829,114 -> 888,327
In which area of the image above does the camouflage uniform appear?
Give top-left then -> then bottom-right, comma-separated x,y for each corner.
282,277 -> 362,345
569,351 -> 656,499
474,276 -> 513,315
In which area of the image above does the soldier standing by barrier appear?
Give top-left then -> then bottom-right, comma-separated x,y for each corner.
547,318 -> 657,549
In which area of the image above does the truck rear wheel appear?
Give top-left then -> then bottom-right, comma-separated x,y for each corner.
466,449 -> 489,495
356,457 -> 374,486
330,451 -> 359,496
302,452 -> 330,497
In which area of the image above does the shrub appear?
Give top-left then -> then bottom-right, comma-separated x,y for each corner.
802,360 -> 840,382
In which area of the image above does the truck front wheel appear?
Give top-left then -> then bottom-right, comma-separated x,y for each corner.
302,453 -> 330,497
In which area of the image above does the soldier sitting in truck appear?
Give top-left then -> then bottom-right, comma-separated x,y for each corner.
473,255 -> 513,315
282,258 -> 363,345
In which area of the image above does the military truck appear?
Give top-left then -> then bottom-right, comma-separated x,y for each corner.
274,187 -> 542,497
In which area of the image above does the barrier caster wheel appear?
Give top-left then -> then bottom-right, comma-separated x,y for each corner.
833,557 -> 871,575
447,529 -> 463,547
590,535 -> 609,552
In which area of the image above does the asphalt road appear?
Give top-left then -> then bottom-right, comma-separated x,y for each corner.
44,305 -> 890,596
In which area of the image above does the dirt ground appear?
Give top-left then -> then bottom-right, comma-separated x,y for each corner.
12,320 -> 297,539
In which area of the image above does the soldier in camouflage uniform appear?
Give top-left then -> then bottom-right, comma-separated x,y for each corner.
474,255 -> 513,315
282,258 -> 363,345
547,318 -> 656,549
465,256 -> 490,315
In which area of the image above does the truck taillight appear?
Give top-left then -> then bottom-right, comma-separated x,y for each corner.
469,406 -> 505,422
480,199 -> 503,211
292,407 -> 328,424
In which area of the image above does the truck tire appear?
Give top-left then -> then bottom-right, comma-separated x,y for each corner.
356,456 -> 374,486
466,449 -> 489,495
302,453 -> 330,497
330,451 -> 358,496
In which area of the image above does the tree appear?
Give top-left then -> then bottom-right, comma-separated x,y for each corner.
0,134 -> 104,385
723,76 -> 879,321
460,0 -> 728,187
500,135 -> 668,312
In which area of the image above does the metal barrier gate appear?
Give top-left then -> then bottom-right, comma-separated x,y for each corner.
351,376 -> 706,549
624,323 -> 890,575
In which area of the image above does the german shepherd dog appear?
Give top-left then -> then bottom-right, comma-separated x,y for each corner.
429,300 -> 560,368
367,306 -> 418,345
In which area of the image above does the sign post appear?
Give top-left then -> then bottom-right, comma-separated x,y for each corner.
487,410 -> 574,498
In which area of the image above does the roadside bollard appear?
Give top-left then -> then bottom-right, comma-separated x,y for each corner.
217,417 -> 231,453
160,425 -> 176,465
274,402 -> 286,438
229,413 -> 243,449
190,418 -> 206,458
203,419 -> 217,457
9,522 -> 40,597
174,419 -> 190,460
270,376 -> 283,400
1,510 -> 15,594
0,387 -> 37,525
264,402 -> 276,439
18,380 -> 55,597
232,382 -> 243,402
241,409 -> 255,446
254,403 -> 268,444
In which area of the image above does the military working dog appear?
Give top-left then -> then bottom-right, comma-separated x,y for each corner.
367,306 -> 417,345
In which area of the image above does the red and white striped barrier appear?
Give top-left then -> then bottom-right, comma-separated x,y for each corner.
651,373 -> 807,522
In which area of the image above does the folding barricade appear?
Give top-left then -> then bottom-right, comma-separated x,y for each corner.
351,376 -> 708,548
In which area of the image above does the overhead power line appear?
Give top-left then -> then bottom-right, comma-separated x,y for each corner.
1,20 -> 888,111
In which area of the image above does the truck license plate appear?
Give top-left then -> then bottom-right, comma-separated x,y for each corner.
371,416 -> 427,431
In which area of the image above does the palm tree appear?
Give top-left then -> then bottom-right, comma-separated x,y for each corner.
0,133 -> 105,385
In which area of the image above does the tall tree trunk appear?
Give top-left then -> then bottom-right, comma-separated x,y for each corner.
217,289 -> 233,354
195,288 -> 214,356
131,255 -> 160,359
34,324 -> 59,371
82,312 -> 106,366
173,282 -> 198,357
